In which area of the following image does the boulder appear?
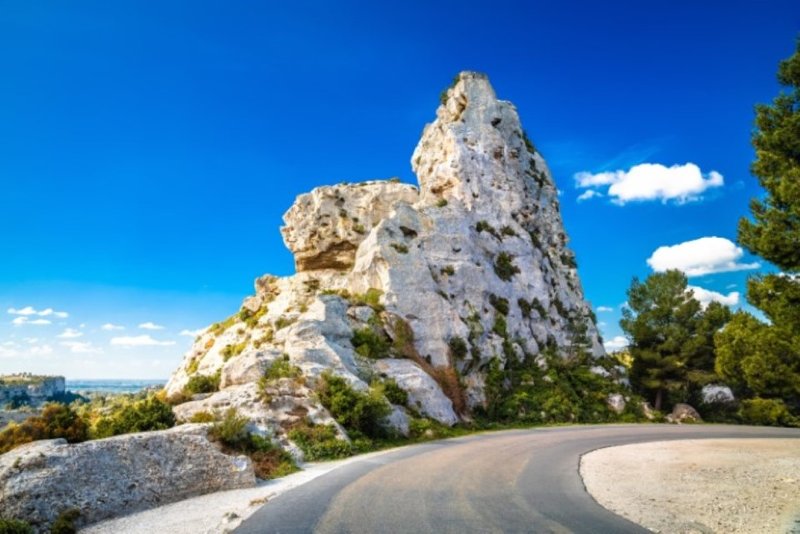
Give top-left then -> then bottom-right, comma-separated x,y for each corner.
373,359 -> 458,426
0,425 -> 254,532
666,403 -> 702,424
606,393 -> 626,414
701,384 -> 735,405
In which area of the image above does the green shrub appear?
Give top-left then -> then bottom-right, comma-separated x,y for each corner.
208,315 -> 237,337
316,372 -> 391,439
518,298 -> 533,318
560,252 -> 578,269
351,288 -> 384,310
521,129 -> 536,154
0,403 -> 88,454
288,420 -> 352,460
92,396 -> 176,439
489,294 -> 510,315
353,223 -> 366,234
221,341 -> 248,361
274,317 -> 296,330
263,355 -> 303,381
208,407 -> 250,449
0,517 -> 33,534
375,378 -> 408,406
492,314 -> 508,337
440,265 -> 455,276
476,220 -> 501,239
436,198 -> 448,207
184,372 -> 220,395
448,337 -> 469,361
390,243 -> 409,254
500,226 -> 517,237
351,326 -> 390,359
189,411 -> 216,423
50,509 -> 80,534
239,306 -> 267,328
739,398 -> 797,427
493,252 -> 520,281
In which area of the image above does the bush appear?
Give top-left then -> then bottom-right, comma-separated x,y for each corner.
263,355 -> 302,381
351,288 -> 384,310
493,252 -> 520,281
375,378 -> 408,406
221,341 -> 248,361
0,404 -> 88,454
184,372 -> 220,395
390,243 -> 409,254
489,294 -> 509,315
50,509 -> 80,534
316,372 -> 391,439
288,420 -> 352,460
208,408 -> 297,478
188,411 -> 216,423
739,398 -> 797,427
92,396 -> 176,439
351,327 -> 390,359
0,518 -> 33,534
448,337 -> 468,361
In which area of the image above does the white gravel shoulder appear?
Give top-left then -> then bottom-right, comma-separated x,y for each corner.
580,438 -> 800,534
80,448 -> 396,534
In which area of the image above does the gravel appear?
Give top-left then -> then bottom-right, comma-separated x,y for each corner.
580,438 -> 800,534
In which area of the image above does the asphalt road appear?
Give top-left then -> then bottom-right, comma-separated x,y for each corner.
235,424 -> 800,534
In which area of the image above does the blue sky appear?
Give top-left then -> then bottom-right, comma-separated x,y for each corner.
1,1 -> 798,378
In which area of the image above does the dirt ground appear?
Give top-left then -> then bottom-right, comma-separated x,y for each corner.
580,438 -> 800,534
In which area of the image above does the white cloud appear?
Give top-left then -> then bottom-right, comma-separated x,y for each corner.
8,306 -> 37,316
574,163 -> 724,205
111,335 -> 176,347
7,306 -> 68,318
576,190 -> 603,202
12,316 -> 52,326
596,306 -> 614,313
180,328 -> 205,338
61,341 -> 102,354
604,336 -> 629,352
57,328 -> 83,339
101,323 -> 125,331
647,236 -> 760,277
23,337 -> 39,344
687,286 -> 739,308
138,322 -> 164,330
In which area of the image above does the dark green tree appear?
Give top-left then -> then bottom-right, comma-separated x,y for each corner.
621,270 -> 731,411
715,39 -> 800,423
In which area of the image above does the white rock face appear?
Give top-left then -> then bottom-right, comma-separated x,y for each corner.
701,384 -> 735,405
0,426 -> 254,532
165,71 -> 605,448
606,393 -> 626,414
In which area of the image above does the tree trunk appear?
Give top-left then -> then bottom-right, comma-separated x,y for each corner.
654,388 -> 663,411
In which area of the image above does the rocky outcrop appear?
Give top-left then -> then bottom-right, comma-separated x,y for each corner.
667,403 -> 702,424
166,71 -> 611,452
0,425 -> 254,532
701,384 -> 735,406
0,375 -> 65,406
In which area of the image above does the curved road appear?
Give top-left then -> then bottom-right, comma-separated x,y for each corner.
235,424 -> 800,533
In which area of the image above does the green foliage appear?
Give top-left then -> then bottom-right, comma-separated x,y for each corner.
0,404 -> 88,454
493,252 -> 520,281
738,41 -> 800,271
221,340 -> 248,361
376,378 -> 408,406
92,396 -> 175,439
189,411 -> 216,423
0,518 -> 32,534
521,129 -> 537,154
288,420 -> 352,460
351,288 -> 384,310
351,326 -> 391,359
476,220 -> 501,239
239,305 -> 267,329
492,314 -> 508,337
274,317 -> 296,330
440,265 -> 455,276
353,223 -> 366,234
390,243 -> 409,254
500,225 -> 517,237
448,337 -> 468,361
208,315 -> 237,337
489,294 -> 510,315
621,270 -> 732,411
209,408 -> 298,478
263,355 -> 303,381
739,398 -> 798,427
316,371 -> 391,439
560,252 -> 578,269
184,372 -> 221,395
50,509 -> 80,534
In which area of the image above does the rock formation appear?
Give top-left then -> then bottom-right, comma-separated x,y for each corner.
166,72 -> 609,452
0,425 -> 253,532
0,375 -> 65,407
